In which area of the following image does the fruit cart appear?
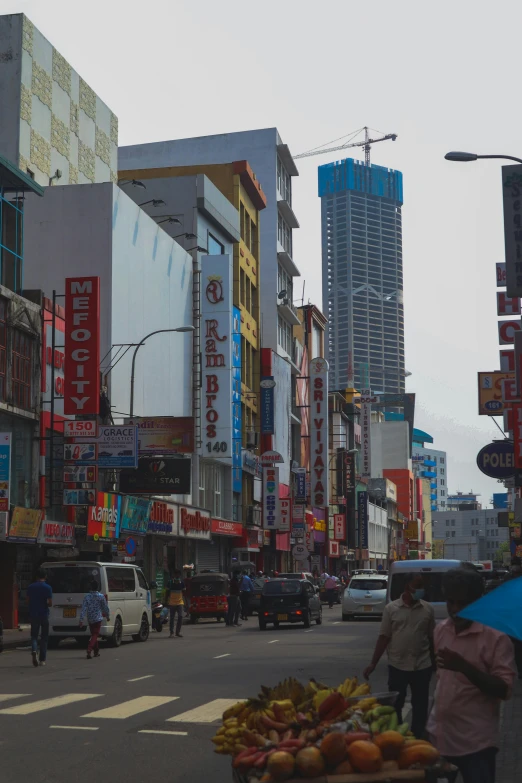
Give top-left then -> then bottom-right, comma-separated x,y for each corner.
212,676 -> 454,783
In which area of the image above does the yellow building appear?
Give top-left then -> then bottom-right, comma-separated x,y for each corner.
119,159 -> 266,517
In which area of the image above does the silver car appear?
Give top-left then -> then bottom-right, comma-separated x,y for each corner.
342,575 -> 388,620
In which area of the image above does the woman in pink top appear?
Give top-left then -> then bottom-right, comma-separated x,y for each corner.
428,567 -> 515,783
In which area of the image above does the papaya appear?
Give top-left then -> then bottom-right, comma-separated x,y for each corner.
373,730 -> 405,760
347,740 -> 383,774
398,743 -> 440,769
319,732 -> 347,766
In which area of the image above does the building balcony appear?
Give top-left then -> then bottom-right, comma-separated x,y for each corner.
430,482 -> 437,489
278,299 -> 301,327
422,470 -> 437,478
277,245 -> 301,277
430,493 -> 437,500
277,197 -> 300,229
424,459 -> 437,467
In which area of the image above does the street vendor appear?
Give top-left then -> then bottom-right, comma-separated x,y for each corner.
428,567 -> 515,783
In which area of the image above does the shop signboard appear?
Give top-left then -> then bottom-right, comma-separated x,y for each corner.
305,528 -> 314,552
476,440 -> 515,478
94,425 -> 138,468
8,507 -> 43,542
0,432 -> 11,512
37,521 -> 75,546
200,255 -> 234,462
333,513 -> 346,541
292,503 -> 305,533
405,520 -> 419,540
292,542 -> 308,561
477,371 -> 514,416
513,403 -> 522,469
64,443 -> 96,464
119,457 -> 191,494
500,349 -> 515,373
360,390 -> 372,480
87,492 -> 121,542
294,467 -> 307,503
260,377 -> 275,434
211,519 -> 243,537
309,357 -> 329,506
64,420 -> 98,439
127,416 -> 194,455
242,450 -> 261,476
64,276 -> 100,415
260,450 -> 284,466
148,501 -> 176,535
358,491 -> 369,550
503,165 -> 522,297
178,506 -> 211,540
63,465 -> 97,483
63,489 -> 97,506
232,306 -> 242,493
121,496 -> 151,535
329,540 -> 340,558
263,466 -> 280,529
497,262 -> 506,287
280,497 -> 291,532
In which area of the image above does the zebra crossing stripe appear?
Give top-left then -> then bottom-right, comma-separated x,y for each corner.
0,695 -> 31,704
0,693 -> 103,715
82,696 -> 178,720
167,698 -> 242,724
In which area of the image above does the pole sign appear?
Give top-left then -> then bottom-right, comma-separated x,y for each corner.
200,256 -> 234,462
64,420 -> 98,439
292,503 -> 305,532
263,466 -> 280,529
513,405 -> 522,469
476,441 -> 515,478
64,277 -> 100,415
478,371 -> 514,415
329,540 -> 340,558
497,262 -> 507,287
260,450 -> 284,466
280,497 -> 291,532
358,491 -> 369,549
260,377 -> 275,434
360,389 -> 372,480
0,433 -> 11,512
294,467 -> 306,503
292,542 -> 308,562
232,307 -> 242,493
309,357 -> 329,507
502,165 -> 522,297
333,513 -> 346,541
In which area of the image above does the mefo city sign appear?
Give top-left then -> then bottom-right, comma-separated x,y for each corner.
64,277 -> 100,415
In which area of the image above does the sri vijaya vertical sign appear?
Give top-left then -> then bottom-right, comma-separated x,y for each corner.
309,357 -> 329,507
502,165 -> 522,298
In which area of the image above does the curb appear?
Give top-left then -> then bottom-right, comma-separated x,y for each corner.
1,636 -> 32,652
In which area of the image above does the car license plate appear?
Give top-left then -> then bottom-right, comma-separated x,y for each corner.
363,606 -> 373,612
63,607 -> 77,618
255,594 -> 261,599
277,614 -> 288,621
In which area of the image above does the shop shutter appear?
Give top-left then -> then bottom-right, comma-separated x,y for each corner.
196,539 -> 221,572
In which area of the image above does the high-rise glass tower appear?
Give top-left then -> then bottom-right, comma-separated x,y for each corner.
319,158 -> 404,395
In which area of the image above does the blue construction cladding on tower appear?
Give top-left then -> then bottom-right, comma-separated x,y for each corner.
318,158 -> 403,204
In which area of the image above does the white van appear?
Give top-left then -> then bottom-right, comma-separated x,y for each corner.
42,561 -> 152,648
386,560 -> 464,620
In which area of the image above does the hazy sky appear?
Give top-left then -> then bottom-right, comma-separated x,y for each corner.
8,0 -> 520,507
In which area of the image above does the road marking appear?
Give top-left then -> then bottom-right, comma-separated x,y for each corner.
82,696 -> 178,720
332,621 -> 341,625
50,725 -> 99,731
0,693 -> 103,715
167,698 -> 242,724
213,654 -> 231,659
268,640 -> 279,644
128,675 -> 154,682
0,694 -> 31,703
138,729 -> 188,736
304,629 -> 314,633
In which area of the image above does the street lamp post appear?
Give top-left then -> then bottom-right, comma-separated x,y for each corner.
129,326 -> 195,418
445,151 -> 522,165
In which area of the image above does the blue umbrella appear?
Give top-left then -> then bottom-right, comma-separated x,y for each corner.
458,577 -> 522,640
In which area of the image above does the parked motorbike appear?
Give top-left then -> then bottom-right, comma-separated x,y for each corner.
151,601 -> 168,632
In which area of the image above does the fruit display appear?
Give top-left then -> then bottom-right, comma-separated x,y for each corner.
211,677 -> 443,781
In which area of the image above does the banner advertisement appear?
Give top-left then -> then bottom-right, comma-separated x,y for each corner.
358,491 -> 369,550
360,390 -> 372,480
63,465 -> 97,483
211,519 -> 243,537
263,466 -> 280,529
292,503 -> 305,533
121,496 -> 152,535
37,521 -> 75,546
329,540 -> 340,558
119,457 -> 191,494
309,357 -> 329,506
280,497 -> 291,532
126,416 -> 194,455
513,404 -> 522,469
87,492 -> 121,541
178,506 -> 211,540
64,420 -> 98,439
94,425 -> 138,468
232,307 -> 242,493
478,371 -> 514,416
63,489 -> 96,506
333,513 -> 346,541
294,467 -> 306,503
502,165 -> 522,297
200,255 -> 234,462
148,501 -> 176,535
64,443 -> 96,464
0,432 -> 11,512
260,377 -> 275,434
64,277 -> 100,415
8,507 -> 43,542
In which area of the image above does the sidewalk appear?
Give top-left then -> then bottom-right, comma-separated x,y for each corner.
497,679 -> 522,781
1,624 -> 32,651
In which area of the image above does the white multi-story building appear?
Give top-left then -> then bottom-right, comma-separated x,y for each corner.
412,429 -> 448,511
432,509 -> 508,562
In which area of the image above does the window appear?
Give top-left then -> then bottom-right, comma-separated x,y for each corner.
441,490 -> 445,496
446,531 -> 450,537
277,157 -> 292,204
0,194 -> 24,292
451,531 -> 456,537
137,570 -> 149,590
12,328 -> 32,410
208,233 -> 224,255
446,520 -> 449,527
451,520 -> 455,526
277,315 -> 292,355
277,264 -> 293,303
277,211 -> 292,255
440,457 -> 445,464
440,468 -> 445,475
107,567 -> 136,592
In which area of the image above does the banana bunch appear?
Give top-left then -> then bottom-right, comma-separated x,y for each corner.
337,676 -> 371,699
363,704 -> 407,735
212,718 -> 247,755
313,688 -> 334,711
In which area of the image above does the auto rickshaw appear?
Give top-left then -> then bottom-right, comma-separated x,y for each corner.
189,572 -> 228,623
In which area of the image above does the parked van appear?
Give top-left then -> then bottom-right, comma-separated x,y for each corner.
387,560 -> 464,620
41,561 -> 152,648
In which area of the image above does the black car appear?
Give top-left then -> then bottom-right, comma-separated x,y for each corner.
250,577 -> 270,615
259,579 -> 322,630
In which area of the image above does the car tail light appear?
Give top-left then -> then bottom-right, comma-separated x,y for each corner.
264,612 -> 269,617
295,610 -> 302,615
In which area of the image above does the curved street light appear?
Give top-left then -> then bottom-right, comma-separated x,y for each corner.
445,151 -> 522,165
129,326 -> 195,417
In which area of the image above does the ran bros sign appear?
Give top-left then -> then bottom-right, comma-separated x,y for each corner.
309,358 -> 329,507
64,277 -> 100,415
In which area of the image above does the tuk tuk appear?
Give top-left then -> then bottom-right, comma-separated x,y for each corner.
189,572 -> 229,623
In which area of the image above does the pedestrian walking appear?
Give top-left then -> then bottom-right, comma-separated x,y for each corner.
165,570 -> 185,638
363,573 -> 435,739
79,580 -> 110,659
324,574 -> 337,608
27,567 -> 52,667
427,567 -> 515,783
227,571 -> 241,627
239,570 -> 254,620
183,570 -> 193,618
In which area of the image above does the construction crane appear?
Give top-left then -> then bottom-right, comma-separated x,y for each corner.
294,126 -> 397,166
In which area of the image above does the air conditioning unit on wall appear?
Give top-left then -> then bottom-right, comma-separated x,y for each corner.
246,431 -> 259,448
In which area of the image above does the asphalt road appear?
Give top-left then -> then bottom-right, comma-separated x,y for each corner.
0,606 -> 388,783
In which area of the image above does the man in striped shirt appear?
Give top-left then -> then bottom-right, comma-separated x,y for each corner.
79,580 -> 110,659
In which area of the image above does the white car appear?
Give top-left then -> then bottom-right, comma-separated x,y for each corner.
342,575 -> 388,620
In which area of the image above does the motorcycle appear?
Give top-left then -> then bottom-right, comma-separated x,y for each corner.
151,600 -> 168,632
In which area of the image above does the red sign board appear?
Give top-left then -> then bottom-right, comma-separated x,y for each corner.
333,513 -> 346,541
514,404 -> 522,468
64,277 -> 100,415
211,519 -> 243,537
329,540 -> 340,558
280,497 -> 291,532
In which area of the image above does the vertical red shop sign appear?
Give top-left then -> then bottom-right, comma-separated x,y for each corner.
64,277 -> 100,415
513,404 -> 522,469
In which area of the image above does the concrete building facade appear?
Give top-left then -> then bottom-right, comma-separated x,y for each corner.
411,429 -> 448,512
432,509 -> 508,562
